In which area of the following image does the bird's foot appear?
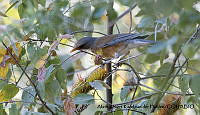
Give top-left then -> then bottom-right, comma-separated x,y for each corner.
94,55 -> 103,65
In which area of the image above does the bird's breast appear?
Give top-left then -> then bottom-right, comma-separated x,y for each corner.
91,42 -> 126,58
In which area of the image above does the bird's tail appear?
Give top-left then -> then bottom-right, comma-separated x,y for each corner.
126,39 -> 156,48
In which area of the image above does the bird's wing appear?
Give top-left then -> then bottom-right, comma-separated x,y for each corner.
97,33 -> 149,48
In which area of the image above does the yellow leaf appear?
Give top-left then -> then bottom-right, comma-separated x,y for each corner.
4,2 -> 20,24
6,4 -> 20,19
0,57 -> 3,64
0,48 -> 6,64
60,39 -> 69,44
101,15 -> 107,21
15,42 -> 22,56
6,42 -> 22,65
0,64 -> 9,79
35,54 -> 48,69
0,84 -> 19,102
0,48 -> 7,55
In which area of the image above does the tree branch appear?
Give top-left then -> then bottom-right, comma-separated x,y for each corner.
1,41 -> 55,114
106,0 -> 115,112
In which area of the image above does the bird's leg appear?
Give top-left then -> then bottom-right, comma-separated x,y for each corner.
94,55 -> 103,65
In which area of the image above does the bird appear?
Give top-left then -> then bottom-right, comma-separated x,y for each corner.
71,33 -> 155,59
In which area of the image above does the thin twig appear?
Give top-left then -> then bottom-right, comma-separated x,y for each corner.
151,25 -> 200,112
151,49 -> 181,112
115,24 -> 121,34
129,11 -> 133,33
0,100 -> 42,105
94,90 -> 112,105
114,93 -> 158,106
120,62 -> 141,80
16,62 -> 29,85
139,83 -> 184,95
109,4 -> 137,28
1,41 -> 55,114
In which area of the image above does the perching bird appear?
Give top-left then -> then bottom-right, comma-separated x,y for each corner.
71,33 -> 155,59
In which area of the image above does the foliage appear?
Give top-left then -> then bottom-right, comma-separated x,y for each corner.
0,0 -> 199,114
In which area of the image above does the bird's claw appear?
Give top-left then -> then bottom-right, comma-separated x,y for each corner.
94,55 -> 103,65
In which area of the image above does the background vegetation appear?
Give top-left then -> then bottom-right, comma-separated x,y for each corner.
0,0 -> 200,114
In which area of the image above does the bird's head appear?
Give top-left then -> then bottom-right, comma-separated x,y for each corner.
70,37 -> 96,52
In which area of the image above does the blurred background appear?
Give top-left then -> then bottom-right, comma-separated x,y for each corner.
0,0 -> 200,115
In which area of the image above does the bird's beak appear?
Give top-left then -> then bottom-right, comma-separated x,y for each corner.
70,47 -> 80,52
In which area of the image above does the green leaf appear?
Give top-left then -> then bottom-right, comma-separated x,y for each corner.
49,11 -> 64,26
178,75 -> 190,93
46,27 -> 56,41
74,94 -> 94,104
154,0 -> 177,16
136,0 -> 156,16
46,57 -> 61,67
114,109 -> 123,115
32,0 -> 38,9
189,75 -> 200,97
27,44 -> 48,67
89,80 -> 110,90
0,104 -> 6,115
148,36 -> 177,53
44,65 -> 55,81
95,111 -> 103,115
91,0 -> 107,8
156,62 -> 171,75
22,86 -> 36,106
0,84 -> 19,101
107,8 -> 118,21
0,81 -> 6,90
9,103 -> 20,115
35,25 -> 48,40
147,42 -> 165,54
18,1 -> 35,19
182,44 -> 196,58
120,86 -> 134,102
178,10 -> 200,28
38,0 -> 46,7
187,59 -> 200,74
159,49 -> 168,65
92,7 -> 106,21
138,16 -> 154,28
144,54 -> 160,64
55,68 -> 67,89
178,0 -> 196,10
45,79 -> 61,103
135,10 -> 145,17
69,2 -> 93,33
153,63 -> 172,87
54,0 -> 69,8
37,81 -> 45,99
70,3 -> 91,18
